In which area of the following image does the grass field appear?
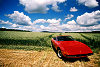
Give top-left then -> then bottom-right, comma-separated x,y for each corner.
0,31 -> 54,51
0,31 -> 100,67
0,31 -> 100,52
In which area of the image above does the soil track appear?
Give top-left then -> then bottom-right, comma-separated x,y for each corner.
0,49 -> 99,67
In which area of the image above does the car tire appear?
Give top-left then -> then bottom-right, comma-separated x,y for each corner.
57,49 -> 63,59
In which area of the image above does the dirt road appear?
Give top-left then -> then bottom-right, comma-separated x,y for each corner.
0,49 -> 99,67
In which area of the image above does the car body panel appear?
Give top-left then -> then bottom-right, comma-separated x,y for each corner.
51,35 -> 93,58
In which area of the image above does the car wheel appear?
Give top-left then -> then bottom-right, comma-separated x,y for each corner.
57,49 -> 63,58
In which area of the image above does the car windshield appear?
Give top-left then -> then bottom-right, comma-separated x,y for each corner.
57,36 -> 74,41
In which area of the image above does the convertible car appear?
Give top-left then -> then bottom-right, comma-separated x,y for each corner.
51,35 -> 93,58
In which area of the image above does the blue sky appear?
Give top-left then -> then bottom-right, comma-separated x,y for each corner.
0,0 -> 100,32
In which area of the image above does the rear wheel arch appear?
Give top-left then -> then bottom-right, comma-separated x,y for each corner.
57,47 -> 63,51
57,47 -> 60,50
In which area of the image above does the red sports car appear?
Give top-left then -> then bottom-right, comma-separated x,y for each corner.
51,35 -> 93,58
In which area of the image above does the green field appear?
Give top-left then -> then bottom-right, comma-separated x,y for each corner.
0,31 -> 100,53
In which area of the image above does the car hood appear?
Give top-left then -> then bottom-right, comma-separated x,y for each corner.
58,41 -> 93,55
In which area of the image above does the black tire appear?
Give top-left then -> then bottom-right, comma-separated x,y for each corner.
57,49 -> 63,59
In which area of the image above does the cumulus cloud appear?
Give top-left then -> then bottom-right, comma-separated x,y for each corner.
67,20 -> 76,25
9,25 -> 37,31
33,18 -> 61,26
33,18 -> 100,32
0,20 -> 12,25
2,27 -> 5,28
39,19 -> 100,32
12,17 -> 100,32
19,0 -> 66,13
61,20 -> 79,31
64,14 -> 74,21
33,18 -> 62,32
3,10 -> 100,32
76,10 -> 100,26
3,19 -> 100,32
39,25 -> 63,32
70,7 -> 78,12
38,20 -> 77,32
91,24 -> 100,30
33,19 -> 47,24
77,24 -> 100,32
20,18 -> 61,32
77,0 -> 99,8
8,11 -> 32,26
11,24 -> 20,28
51,2 -> 61,12
47,18 -> 61,24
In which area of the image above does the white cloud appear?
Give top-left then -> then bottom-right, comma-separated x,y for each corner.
67,20 -> 76,25
64,14 -> 74,21
3,19 -> 100,32
77,0 -> 99,8
33,19 -> 47,24
47,18 -> 61,24
39,25 -> 63,32
40,25 -> 45,29
76,10 -> 100,26
51,2 -> 61,12
38,20 -> 77,32
77,24 -> 100,32
61,20 -> 79,31
38,19 -> 100,32
9,25 -> 37,31
22,26 -> 36,31
8,11 -> 32,26
70,7 -> 78,12
11,24 -> 20,28
2,10 -> 100,32
2,27 -> 6,28
19,0 -> 66,13
10,18 -> 62,32
33,18 -> 61,26
13,18 -> 100,32
33,18 -> 62,32
0,20 -> 12,25
91,24 -> 100,30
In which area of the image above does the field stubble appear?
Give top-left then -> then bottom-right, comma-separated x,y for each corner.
0,49 -> 99,67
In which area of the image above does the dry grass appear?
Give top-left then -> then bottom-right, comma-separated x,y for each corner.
0,49 -> 99,67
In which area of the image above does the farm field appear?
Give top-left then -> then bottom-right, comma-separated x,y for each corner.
0,49 -> 99,67
0,31 -> 100,67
